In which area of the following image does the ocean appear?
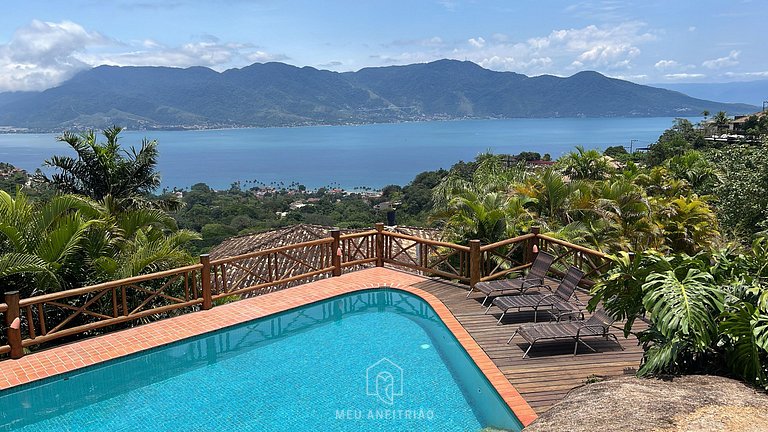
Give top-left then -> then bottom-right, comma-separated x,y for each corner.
0,117 -> 683,190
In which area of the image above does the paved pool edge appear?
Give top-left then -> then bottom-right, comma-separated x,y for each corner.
0,267 -> 537,426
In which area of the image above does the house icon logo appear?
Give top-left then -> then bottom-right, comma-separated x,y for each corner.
366,358 -> 403,405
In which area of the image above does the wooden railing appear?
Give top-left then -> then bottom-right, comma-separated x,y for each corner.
209,238 -> 335,299
0,301 -> 9,356
382,230 -> 471,282
1,224 -> 609,360
339,229 -> 379,269
479,232 -> 537,282
537,234 -> 609,285
5,265 -> 204,359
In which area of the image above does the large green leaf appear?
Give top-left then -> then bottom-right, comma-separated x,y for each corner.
642,268 -> 723,347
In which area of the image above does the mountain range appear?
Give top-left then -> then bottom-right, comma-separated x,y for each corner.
0,60 -> 757,131
652,80 -> 768,107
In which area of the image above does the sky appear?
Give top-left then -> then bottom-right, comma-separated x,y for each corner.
1,0 -> 766,92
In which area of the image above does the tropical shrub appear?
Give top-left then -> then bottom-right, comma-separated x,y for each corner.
592,243 -> 768,389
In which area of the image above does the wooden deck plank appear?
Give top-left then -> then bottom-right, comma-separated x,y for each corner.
411,277 -> 644,414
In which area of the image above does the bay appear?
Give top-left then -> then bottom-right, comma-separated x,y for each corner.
0,117 -> 683,190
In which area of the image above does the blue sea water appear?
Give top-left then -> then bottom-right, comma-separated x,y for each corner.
0,290 -> 522,432
0,117 -> 684,190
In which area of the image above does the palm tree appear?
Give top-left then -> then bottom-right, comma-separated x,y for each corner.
38,126 -> 179,211
519,167 -> 574,224
559,145 -> 613,180
0,191 -> 97,296
593,179 -> 657,251
713,111 -> 730,133
635,166 -> 691,198
84,196 -> 200,280
655,196 -> 720,254
665,151 -> 720,194
0,190 -> 200,296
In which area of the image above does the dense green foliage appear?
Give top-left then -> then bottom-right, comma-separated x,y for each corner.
173,169 -> 449,252
430,119 -> 768,388
0,190 -> 198,297
0,162 -> 28,192
592,244 -> 768,389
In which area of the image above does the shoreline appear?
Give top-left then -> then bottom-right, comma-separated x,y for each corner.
0,114 -> 704,135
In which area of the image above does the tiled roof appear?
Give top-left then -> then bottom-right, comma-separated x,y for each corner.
209,224 -> 442,259
207,224 -> 443,297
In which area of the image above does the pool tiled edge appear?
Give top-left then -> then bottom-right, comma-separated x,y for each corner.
0,267 -> 538,427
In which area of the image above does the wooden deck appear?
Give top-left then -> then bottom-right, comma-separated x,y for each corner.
408,276 -> 646,414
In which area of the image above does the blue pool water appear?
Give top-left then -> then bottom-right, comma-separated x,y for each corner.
0,290 -> 522,431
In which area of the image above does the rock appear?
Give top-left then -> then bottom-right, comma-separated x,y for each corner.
524,375 -> 768,432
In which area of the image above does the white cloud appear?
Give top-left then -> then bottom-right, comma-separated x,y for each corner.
654,59 -> 679,70
246,50 -> 290,63
688,26 -> 697,32
702,50 -> 740,69
664,73 -> 706,80
378,21 -> 656,76
576,43 -> 640,67
468,37 -> 486,48
0,20 -> 106,91
89,39 -> 283,69
0,20 -> 289,91
609,73 -> 648,82
724,71 -> 768,78
479,55 -> 552,71
491,33 -> 509,42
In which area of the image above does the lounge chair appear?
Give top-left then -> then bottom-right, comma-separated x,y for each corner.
507,309 -> 623,358
468,251 -> 556,306
487,266 -> 585,324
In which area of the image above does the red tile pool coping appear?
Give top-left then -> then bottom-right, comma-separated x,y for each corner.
0,267 -> 538,427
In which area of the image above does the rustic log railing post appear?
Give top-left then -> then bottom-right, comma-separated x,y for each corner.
331,229 -> 342,276
469,240 -> 481,289
4,291 -> 23,359
375,223 -> 385,267
525,226 -> 541,264
200,254 -> 212,310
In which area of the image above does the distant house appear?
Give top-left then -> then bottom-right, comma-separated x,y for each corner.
373,201 -> 394,211
527,160 -> 556,167
288,201 -> 309,210
730,111 -> 767,133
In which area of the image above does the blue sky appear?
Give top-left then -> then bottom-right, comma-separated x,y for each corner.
0,0 -> 766,92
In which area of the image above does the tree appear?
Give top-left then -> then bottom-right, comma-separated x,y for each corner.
655,196 -> 720,255
559,146 -> 612,180
707,143 -> 768,236
593,179 -> 656,251
0,191 -> 96,296
603,145 -> 629,160
38,126 -> 178,210
646,119 -> 705,166
713,111 -> 730,133
0,190 -> 199,296
665,151 -> 720,195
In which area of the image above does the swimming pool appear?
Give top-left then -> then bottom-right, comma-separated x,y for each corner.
0,289 -> 523,431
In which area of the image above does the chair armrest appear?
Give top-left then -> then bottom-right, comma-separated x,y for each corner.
534,293 -> 556,307
576,324 -> 609,337
520,277 -> 545,291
